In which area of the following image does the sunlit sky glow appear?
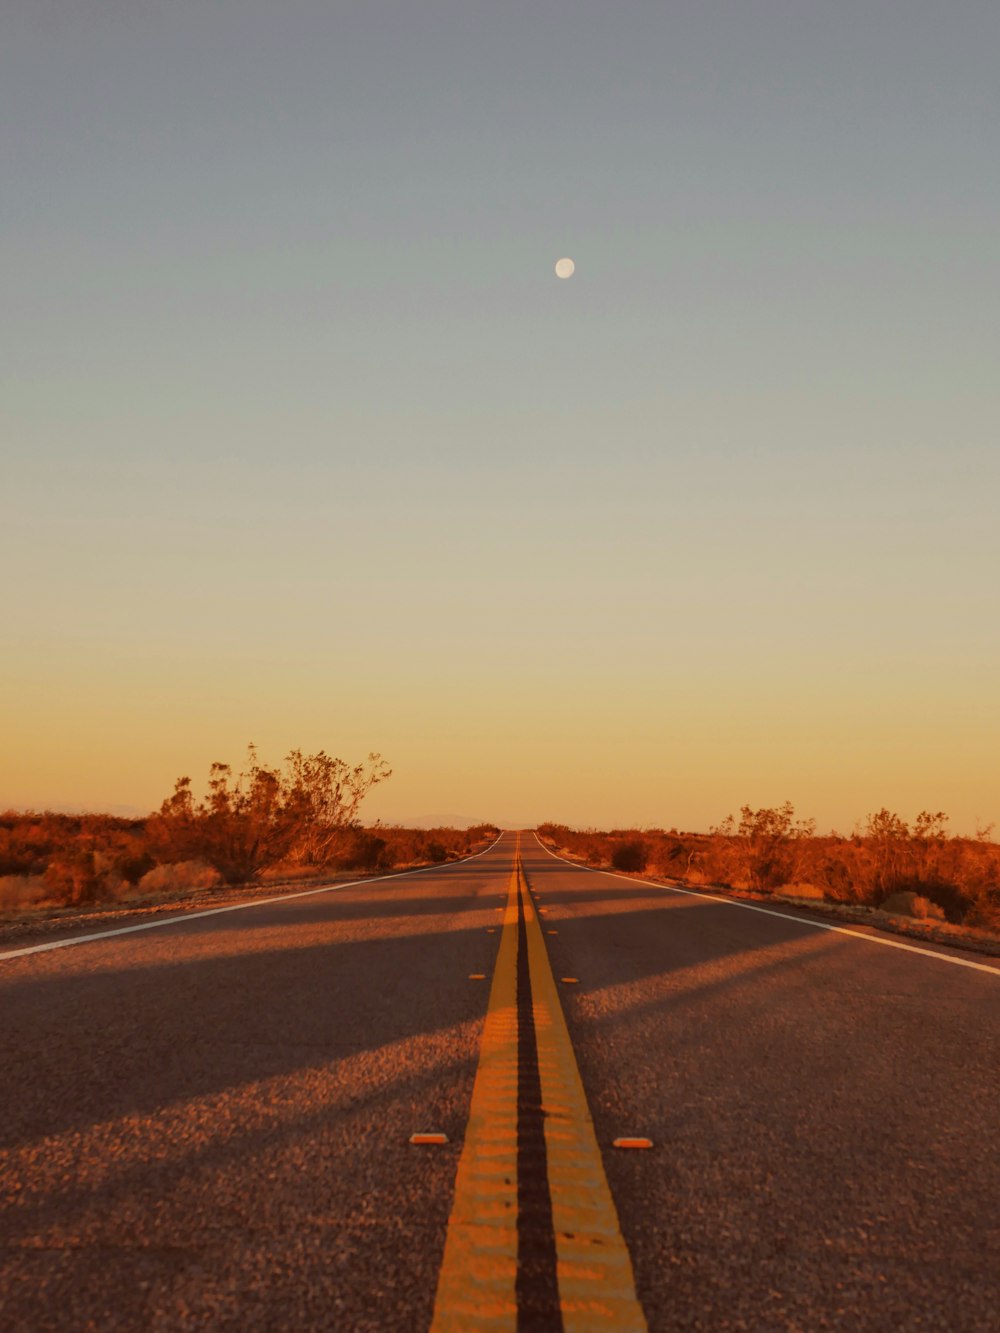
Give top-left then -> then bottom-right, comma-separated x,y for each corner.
2,3 -> 998,832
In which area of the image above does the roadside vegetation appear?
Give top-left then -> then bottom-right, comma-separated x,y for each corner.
0,745 -> 498,918
537,806 -> 1000,934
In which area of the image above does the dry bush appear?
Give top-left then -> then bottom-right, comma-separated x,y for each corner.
44,848 -> 124,907
779,883 -> 827,901
879,891 -> 947,921
537,824 -> 617,867
648,838 -> 690,877
0,874 -> 49,911
709,803 -> 815,893
0,804 -> 498,914
1,810 -> 151,900
137,861 -> 222,895
537,811 -> 1000,932
611,839 -> 648,872
148,746 -> 391,883
374,825 -> 493,869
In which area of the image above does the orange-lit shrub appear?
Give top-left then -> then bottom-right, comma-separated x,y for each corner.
611,840 -> 647,872
880,891 -> 946,921
536,813 -> 1000,930
137,861 -> 222,895
0,875 -> 48,911
0,803 -> 498,913
147,745 -> 391,883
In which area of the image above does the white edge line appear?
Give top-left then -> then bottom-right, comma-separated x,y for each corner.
532,833 -> 1000,977
0,832 -> 509,963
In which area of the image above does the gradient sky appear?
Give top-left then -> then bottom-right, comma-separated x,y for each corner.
3,3 -> 998,833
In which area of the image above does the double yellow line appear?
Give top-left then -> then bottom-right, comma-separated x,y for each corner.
431,837 -> 646,1331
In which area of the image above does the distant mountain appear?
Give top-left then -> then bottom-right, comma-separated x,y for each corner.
6,801 -> 148,818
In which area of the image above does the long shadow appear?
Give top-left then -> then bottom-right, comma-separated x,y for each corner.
0,1030 -> 479,1249
12,841 -> 986,1186
9,848 -> 981,1156
17,885 -> 513,958
527,882 -> 692,905
0,919 -> 501,1150
146,887 -> 515,934
5,834 -> 995,1330
0,840 -> 517,955
1,860 -> 848,1156
0,1039 -> 481,1333
520,845 -> 1000,1329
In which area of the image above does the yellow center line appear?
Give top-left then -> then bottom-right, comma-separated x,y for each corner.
430,852 -> 521,1329
431,835 -> 646,1331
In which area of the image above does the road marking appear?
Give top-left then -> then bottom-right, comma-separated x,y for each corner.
431,839 -> 646,1331
533,835 -> 1000,977
0,833 -> 507,963
613,1138 -> 653,1150
432,856 -> 520,1328
469,974 -> 487,980
410,1133 -> 449,1146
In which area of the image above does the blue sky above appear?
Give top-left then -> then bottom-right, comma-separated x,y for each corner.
2,3 -> 998,829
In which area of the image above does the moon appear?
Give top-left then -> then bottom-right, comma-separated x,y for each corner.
554,257 -> 575,279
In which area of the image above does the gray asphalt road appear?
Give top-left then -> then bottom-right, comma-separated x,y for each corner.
523,836 -> 1000,1332
2,831 -> 998,1331
0,839 -> 513,1331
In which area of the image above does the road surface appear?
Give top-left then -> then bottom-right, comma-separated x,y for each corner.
1,831 -> 998,1330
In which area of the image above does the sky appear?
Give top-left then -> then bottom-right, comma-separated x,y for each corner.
2,2 -> 998,833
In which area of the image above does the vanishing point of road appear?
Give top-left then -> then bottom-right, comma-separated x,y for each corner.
1,831 -> 998,1330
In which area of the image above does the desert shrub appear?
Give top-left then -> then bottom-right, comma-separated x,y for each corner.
0,875 -> 48,911
0,807 -> 498,911
44,848 -> 112,906
533,813 -> 999,933
649,838 -> 686,875
889,878 -> 969,923
368,825 -> 489,868
952,838 -> 1000,930
880,891 -> 947,922
137,861 -> 222,894
537,824 -> 606,865
0,811 -> 149,881
0,814 -> 53,876
780,883 -> 826,901
965,887 -> 1000,932
147,745 -> 391,882
0,838 -> 37,878
611,840 -> 647,872
536,823 -> 566,845
332,829 -> 389,871
467,824 -> 501,843
710,803 -> 815,893
115,851 -> 157,885
796,844 -> 858,902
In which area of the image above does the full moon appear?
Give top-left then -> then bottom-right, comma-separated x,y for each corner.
554,257 -> 575,279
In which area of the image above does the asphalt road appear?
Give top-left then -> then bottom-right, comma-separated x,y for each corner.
2,831 -> 998,1330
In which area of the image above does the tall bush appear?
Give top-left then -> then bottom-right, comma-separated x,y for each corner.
147,745 -> 391,883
